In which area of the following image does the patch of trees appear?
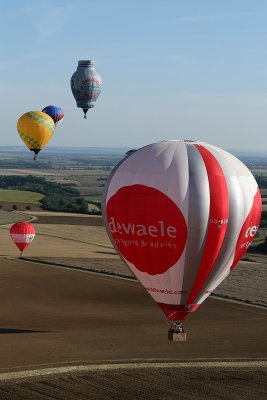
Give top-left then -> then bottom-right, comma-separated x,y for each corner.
0,159 -> 53,169
0,176 -> 88,214
41,194 -> 88,213
69,157 -> 120,168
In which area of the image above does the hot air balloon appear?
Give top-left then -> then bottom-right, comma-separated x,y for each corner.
10,222 -> 36,257
71,60 -> 102,119
17,111 -> 55,160
102,140 -> 262,341
42,105 -> 64,127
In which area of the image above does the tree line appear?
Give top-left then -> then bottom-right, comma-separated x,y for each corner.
0,175 -> 89,214
0,159 -> 53,169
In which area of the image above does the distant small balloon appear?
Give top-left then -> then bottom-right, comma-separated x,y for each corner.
70,60 -> 102,119
10,222 -> 36,256
17,111 -> 55,160
42,105 -> 64,127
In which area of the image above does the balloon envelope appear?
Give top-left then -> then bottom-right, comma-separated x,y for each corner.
17,111 -> 55,157
71,60 -> 102,118
42,105 -> 64,127
102,140 -> 262,322
10,222 -> 36,254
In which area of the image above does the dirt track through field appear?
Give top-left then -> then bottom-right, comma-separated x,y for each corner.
1,360 -> 266,381
0,258 -> 266,399
0,363 -> 266,400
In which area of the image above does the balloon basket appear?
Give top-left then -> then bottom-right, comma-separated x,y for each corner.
168,330 -> 187,342
168,321 -> 186,342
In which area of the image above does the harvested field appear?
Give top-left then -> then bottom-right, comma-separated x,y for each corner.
34,215 -> 103,226
0,209 -> 266,399
0,364 -> 266,400
0,168 -> 109,197
0,258 -> 266,366
0,211 -> 266,307
26,257 -> 267,309
0,258 -> 266,399
0,210 -> 32,225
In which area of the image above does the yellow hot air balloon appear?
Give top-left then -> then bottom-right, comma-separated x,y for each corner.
17,111 -> 55,160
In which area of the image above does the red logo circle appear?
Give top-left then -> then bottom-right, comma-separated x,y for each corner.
106,185 -> 187,275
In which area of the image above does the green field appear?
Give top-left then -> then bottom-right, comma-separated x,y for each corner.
84,195 -> 102,203
0,189 -> 44,204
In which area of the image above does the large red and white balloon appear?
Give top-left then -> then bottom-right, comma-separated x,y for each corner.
102,140 -> 262,322
10,222 -> 36,255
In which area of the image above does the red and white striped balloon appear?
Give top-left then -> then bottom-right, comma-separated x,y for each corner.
102,140 -> 262,322
10,222 -> 35,256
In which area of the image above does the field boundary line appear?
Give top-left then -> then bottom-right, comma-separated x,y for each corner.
6,256 -> 267,310
0,360 -> 266,381
0,211 -> 37,226
33,231 -> 114,249
0,225 -> 114,249
33,232 -> 114,249
7,256 -> 136,282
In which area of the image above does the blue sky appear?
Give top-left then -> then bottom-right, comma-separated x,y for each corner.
1,0 -> 267,153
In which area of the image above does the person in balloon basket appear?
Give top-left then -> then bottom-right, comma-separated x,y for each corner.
170,321 -> 184,333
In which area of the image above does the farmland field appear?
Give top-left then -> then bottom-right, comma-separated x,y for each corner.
0,168 -> 109,196
0,189 -> 43,204
0,209 -> 31,225
83,195 -> 102,202
0,210 -> 266,307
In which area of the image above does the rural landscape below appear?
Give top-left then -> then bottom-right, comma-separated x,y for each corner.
0,146 -> 266,399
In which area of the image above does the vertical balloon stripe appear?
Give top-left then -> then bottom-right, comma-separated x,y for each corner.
196,188 -> 262,307
192,180 -> 244,305
187,144 -> 229,305
230,188 -> 262,270
191,145 -> 258,305
180,145 -> 210,304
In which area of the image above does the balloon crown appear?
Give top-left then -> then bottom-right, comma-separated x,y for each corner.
164,139 -> 196,144
78,60 -> 95,67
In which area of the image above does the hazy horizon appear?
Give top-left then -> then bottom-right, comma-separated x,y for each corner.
0,144 -> 267,159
